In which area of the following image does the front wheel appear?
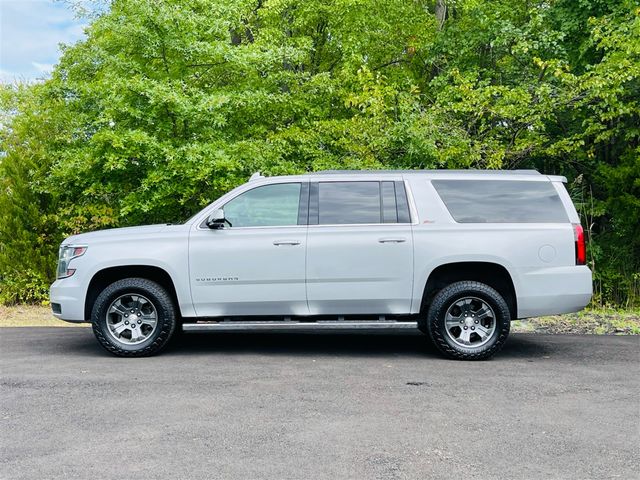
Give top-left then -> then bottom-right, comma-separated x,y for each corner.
91,278 -> 177,357
424,281 -> 510,360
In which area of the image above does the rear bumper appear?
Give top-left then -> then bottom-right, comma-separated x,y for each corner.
49,277 -> 87,322
516,265 -> 592,318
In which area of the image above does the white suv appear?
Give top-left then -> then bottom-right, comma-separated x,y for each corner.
50,170 -> 592,359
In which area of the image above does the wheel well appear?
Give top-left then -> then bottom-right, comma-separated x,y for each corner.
84,266 -> 180,321
421,262 -> 517,318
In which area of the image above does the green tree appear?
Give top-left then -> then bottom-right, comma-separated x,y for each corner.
1,0 -> 638,305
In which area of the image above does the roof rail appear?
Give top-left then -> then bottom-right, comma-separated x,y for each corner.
306,169 -> 541,176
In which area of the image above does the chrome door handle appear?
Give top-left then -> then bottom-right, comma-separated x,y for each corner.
273,240 -> 301,246
378,238 -> 406,243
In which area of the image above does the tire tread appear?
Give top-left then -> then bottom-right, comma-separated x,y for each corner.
91,277 -> 176,357
424,281 -> 510,360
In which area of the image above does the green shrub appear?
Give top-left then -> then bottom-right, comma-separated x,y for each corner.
0,270 -> 50,305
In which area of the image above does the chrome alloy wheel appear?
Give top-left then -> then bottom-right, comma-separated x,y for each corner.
444,296 -> 496,348
105,294 -> 158,345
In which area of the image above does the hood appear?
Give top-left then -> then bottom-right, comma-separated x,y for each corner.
63,224 -> 169,245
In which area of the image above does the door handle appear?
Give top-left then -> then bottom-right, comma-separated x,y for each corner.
378,238 -> 406,243
273,240 -> 301,246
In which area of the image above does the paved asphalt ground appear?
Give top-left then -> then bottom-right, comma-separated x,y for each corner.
1,328 -> 638,480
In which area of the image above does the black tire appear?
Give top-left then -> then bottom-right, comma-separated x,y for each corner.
91,278 -> 177,357
423,281 -> 510,360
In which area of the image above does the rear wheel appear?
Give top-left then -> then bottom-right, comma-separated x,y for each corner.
91,278 -> 177,357
424,281 -> 510,360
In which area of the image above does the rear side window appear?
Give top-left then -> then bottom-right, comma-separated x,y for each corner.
381,182 -> 398,223
312,181 -> 412,225
432,180 -> 568,223
318,182 -> 380,224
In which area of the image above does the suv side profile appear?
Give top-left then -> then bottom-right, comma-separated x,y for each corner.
50,170 -> 592,359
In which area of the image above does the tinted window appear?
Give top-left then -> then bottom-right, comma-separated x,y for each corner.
319,182 -> 381,224
395,181 -> 411,223
381,182 -> 397,223
432,180 -> 568,223
223,183 -> 301,227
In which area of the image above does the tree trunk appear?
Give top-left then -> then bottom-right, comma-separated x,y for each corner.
435,0 -> 447,30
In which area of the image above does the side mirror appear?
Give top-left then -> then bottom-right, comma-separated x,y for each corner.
206,209 -> 228,229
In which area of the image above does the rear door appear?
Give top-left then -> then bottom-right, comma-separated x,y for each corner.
305,179 -> 414,315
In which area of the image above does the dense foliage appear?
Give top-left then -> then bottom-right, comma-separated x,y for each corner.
1,0 -> 638,306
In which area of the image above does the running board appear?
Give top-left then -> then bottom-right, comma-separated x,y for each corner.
182,321 -> 418,332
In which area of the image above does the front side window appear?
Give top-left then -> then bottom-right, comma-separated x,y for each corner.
223,183 -> 301,227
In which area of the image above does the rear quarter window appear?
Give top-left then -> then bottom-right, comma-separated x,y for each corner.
432,180 -> 569,223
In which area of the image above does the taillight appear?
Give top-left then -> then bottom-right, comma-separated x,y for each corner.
574,224 -> 586,265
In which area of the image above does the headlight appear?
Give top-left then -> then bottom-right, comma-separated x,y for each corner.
57,245 -> 87,279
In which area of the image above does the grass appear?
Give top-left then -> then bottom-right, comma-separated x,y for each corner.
0,304 -> 88,327
0,305 -> 638,333
511,309 -> 640,334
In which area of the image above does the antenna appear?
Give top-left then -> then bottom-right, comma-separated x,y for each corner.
249,172 -> 263,181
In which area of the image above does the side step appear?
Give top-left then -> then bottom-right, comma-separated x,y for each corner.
182,320 -> 418,332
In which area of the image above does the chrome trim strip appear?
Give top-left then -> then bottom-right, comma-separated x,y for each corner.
306,223 -> 413,228
182,321 -> 418,332
198,222 -> 414,231
198,224 -> 307,231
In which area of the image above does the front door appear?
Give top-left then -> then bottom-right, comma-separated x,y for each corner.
306,180 -> 414,315
189,181 -> 308,317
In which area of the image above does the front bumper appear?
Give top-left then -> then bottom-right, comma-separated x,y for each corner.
49,277 -> 87,322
